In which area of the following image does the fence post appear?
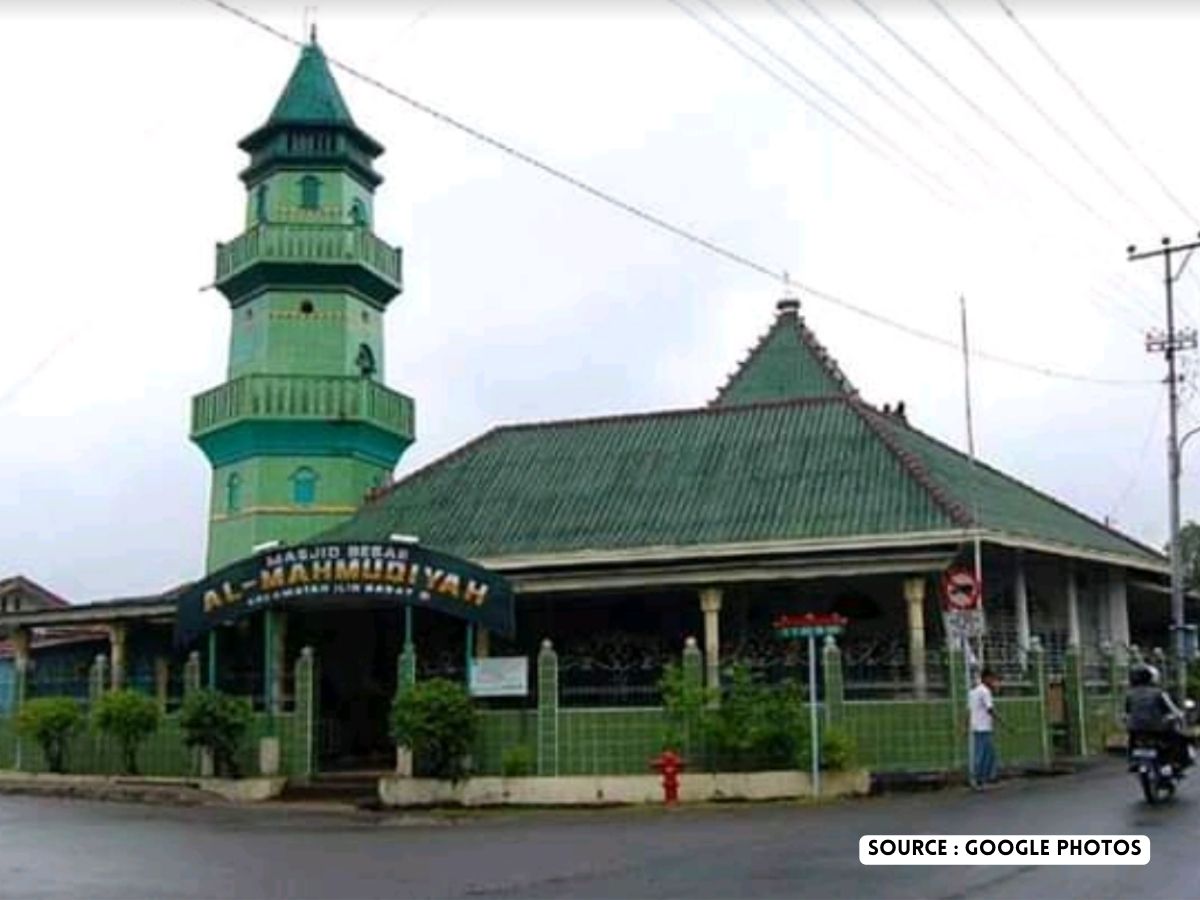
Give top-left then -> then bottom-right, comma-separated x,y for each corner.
823,636 -> 844,728
394,641 -> 417,776
537,639 -> 559,777
1063,644 -> 1087,757
294,647 -> 316,781
947,644 -> 968,771
1028,637 -> 1051,768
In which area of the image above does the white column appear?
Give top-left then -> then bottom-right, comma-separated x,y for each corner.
699,587 -> 723,691
1014,553 -> 1031,668
903,577 -> 927,698
109,623 -> 127,690
1108,567 -> 1130,661
1066,563 -> 1081,648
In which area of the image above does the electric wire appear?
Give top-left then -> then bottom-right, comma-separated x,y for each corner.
195,0 -> 1157,388
680,0 -> 959,204
994,0 -> 1199,225
850,0 -> 1122,235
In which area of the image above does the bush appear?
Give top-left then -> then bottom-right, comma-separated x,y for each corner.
179,690 -> 252,778
501,744 -> 535,777
659,662 -> 711,753
93,690 -> 161,775
796,725 -> 858,772
707,666 -> 807,771
16,697 -> 84,774
391,679 -> 477,783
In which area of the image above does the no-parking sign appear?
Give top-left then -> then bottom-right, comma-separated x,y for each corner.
941,567 -> 981,611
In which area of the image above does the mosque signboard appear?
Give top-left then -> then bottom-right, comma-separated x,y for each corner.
174,542 -> 516,647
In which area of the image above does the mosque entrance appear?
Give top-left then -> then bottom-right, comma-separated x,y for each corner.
291,606 -> 404,772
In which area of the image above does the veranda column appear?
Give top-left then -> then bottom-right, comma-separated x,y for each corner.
1014,552 -> 1031,669
109,623 -> 127,690
10,627 -> 30,704
903,577 -> 927,698
1066,563 -> 1081,648
699,587 -> 723,692
475,628 -> 490,659
1107,568 -> 1130,663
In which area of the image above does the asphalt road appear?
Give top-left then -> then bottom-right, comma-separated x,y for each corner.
2,761 -> 1197,899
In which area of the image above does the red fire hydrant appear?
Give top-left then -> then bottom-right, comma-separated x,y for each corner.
651,750 -> 684,805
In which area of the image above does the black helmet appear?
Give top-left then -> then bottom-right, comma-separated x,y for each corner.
1129,664 -> 1156,687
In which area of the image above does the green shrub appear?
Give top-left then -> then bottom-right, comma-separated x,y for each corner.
659,662 -> 711,753
16,697 -> 84,774
179,690 -> 252,778
391,679 -> 477,783
796,725 -> 858,772
706,666 -> 807,771
501,744 -> 535,777
93,690 -> 161,775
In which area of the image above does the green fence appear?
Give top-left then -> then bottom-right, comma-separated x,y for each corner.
0,647 -> 316,780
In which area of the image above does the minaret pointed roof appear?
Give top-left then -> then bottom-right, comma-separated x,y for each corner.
710,297 -> 857,407
266,38 -> 356,129
237,36 -> 384,185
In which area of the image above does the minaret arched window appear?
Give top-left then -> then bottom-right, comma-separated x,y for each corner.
255,185 -> 269,223
290,467 -> 318,506
350,198 -> 369,227
226,473 -> 242,513
355,343 -> 377,379
299,175 -> 322,211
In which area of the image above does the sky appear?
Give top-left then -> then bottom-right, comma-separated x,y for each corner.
2,0 -> 1199,603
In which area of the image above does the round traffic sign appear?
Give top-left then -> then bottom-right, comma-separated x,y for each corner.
941,567 -> 980,611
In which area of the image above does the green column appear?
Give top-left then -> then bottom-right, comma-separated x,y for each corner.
947,644 -> 969,772
1063,645 -> 1087,757
294,647 -> 316,780
1028,636 -> 1051,768
823,636 -> 845,727
537,639 -> 559,777
207,631 -> 218,690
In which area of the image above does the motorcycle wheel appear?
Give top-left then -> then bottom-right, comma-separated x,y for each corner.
1140,769 -> 1160,804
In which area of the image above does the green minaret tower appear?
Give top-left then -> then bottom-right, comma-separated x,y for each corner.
192,37 -> 413,572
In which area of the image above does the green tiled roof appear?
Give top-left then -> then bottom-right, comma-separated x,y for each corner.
320,302 -> 1163,570
320,398 -> 956,556
877,412 -> 1159,563
712,299 -> 854,406
267,41 -> 355,128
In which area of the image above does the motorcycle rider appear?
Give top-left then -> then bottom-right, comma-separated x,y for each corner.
1124,663 -> 1194,771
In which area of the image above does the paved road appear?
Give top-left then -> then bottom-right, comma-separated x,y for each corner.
1,761 -> 1197,899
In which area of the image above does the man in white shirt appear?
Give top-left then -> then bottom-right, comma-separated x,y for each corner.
968,668 -> 1002,790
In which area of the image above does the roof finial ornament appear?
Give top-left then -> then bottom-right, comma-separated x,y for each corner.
777,270 -> 800,318
303,5 -> 319,44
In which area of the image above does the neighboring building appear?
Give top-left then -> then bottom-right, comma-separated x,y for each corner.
0,37 -> 1178,775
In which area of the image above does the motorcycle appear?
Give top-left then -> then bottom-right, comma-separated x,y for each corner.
1128,699 -> 1198,804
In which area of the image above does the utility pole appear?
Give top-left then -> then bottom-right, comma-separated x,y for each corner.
1128,235 -> 1200,699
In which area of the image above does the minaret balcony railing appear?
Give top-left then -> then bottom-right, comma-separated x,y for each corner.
191,373 -> 414,441
214,224 -> 403,302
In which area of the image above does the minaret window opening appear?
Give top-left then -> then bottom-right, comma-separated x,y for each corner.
355,343 -> 377,378
291,467 -> 318,506
299,175 -> 322,210
255,185 -> 268,223
226,473 -> 242,513
350,198 -> 369,227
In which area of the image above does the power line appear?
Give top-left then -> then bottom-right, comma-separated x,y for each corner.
850,0 -> 1122,236
677,0 -> 958,205
780,0 -> 1166,332
928,0 -> 1150,225
994,0 -> 1199,225
197,0 -> 1156,388
785,0 -> 1000,182
1108,389 -> 1165,520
